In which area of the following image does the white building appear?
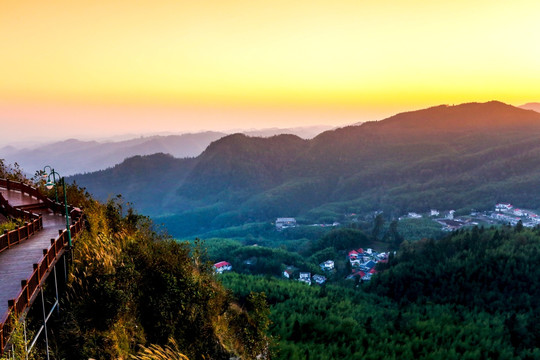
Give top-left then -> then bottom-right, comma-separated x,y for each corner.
430,210 -> 440,217
276,217 -> 297,230
513,208 -> 525,217
298,272 -> 311,285
320,260 -> 335,271
312,274 -> 327,285
495,203 -> 513,212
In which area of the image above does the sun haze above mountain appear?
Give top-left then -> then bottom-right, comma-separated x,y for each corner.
2,1 -> 540,143
519,103 -> 540,113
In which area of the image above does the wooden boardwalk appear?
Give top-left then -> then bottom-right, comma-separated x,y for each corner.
0,187 -> 67,316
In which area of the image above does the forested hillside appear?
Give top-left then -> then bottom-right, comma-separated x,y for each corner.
71,101 -> 540,237
50,196 -> 269,360
0,175 -> 269,360
223,225 -> 540,359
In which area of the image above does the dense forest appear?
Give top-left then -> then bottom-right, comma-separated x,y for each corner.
221,225 -> 540,359
71,101 -> 540,237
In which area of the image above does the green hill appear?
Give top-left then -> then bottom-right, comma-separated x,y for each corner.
71,101 -> 540,237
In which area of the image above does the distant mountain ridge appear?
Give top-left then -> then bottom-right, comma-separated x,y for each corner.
71,101 -> 540,237
0,132 -> 224,176
1,125 -> 332,176
520,102 -> 540,113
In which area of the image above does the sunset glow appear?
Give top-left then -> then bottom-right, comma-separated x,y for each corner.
2,0 -> 540,141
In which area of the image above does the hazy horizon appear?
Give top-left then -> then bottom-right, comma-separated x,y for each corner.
0,120 -> 340,148
0,104 -> 370,145
2,100 -> 538,147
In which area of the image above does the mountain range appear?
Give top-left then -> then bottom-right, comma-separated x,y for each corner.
70,101 -> 540,237
0,126 -> 332,176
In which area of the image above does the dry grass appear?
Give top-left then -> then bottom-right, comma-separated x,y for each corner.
131,338 -> 189,360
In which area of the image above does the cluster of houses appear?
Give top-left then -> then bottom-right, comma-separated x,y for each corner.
400,209 -> 467,231
492,203 -> 540,227
275,217 -> 340,230
294,272 -> 328,286
347,248 -> 388,281
398,203 -> 540,232
215,248 -> 390,284
401,209 -> 455,221
283,260 -> 335,285
283,269 -> 327,286
309,222 -> 341,228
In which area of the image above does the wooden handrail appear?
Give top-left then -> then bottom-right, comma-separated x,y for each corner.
0,218 -> 43,255
0,192 -> 40,221
0,191 -> 44,255
0,179 -> 77,215
0,179 -> 85,354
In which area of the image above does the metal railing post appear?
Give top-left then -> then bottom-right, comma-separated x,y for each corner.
40,291 -> 50,360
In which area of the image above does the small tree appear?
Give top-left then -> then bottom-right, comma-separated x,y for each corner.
372,214 -> 385,240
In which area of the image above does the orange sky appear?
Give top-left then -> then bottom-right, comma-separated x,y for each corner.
1,0 -> 540,143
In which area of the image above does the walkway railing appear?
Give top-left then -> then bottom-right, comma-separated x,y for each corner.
0,179 -> 85,354
0,192 -> 43,254
0,179 -> 69,215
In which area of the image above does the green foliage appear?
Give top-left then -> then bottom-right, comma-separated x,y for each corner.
312,228 -> 372,253
371,213 -> 385,240
397,218 -> 445,241
46,192 -> 269,360
229,244 -> 320,276
370,225 -> 540,356
0,159 -> 27,183
194,222 -> 273,240
369,226 -> 540,315
221,273 -> 535,360
0,218 -> 24,232
228,292 -> 271,359
156,204 -> 224,237
0,314 -> 36,360
308,247 -> 338,265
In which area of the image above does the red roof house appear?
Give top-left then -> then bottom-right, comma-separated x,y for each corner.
213,261 -> 232,273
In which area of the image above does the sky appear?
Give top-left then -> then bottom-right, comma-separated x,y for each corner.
1,0 -> 540,144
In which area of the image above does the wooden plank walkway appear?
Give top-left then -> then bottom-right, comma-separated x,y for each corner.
0,187 -> 67,316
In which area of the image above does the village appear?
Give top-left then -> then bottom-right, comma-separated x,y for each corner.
212,203 -> 537,283
401,203 -> 540,231
275,203 -> 540,238
213,246 -> 390,285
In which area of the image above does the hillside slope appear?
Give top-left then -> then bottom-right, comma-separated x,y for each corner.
72,101 -> 540,236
